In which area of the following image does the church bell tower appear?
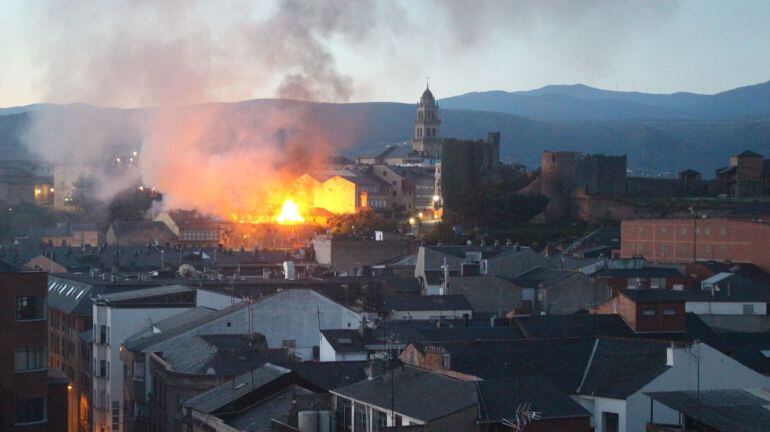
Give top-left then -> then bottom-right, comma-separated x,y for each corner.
412,84 -> 442,157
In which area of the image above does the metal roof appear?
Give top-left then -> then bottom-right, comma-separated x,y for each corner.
183,363 -> 292,414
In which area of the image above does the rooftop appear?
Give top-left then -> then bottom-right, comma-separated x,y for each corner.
321,329 -> 380,354
381,294 -> 471,312
596,267 -> 685,279
183,363 -> 292,414
413,337 -> 673,399
646,388 -> 770,432
477,377 -> 590,424
332,365 -> 476,422
95,284 -> 194,304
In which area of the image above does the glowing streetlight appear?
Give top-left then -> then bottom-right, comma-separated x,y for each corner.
409,217 -> 416,225
432,195 -> 440,202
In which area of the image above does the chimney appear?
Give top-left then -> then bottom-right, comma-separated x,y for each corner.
366,359 -> 386,380
666,343 -> 675,366
490,315 -> 496,328
283,261 -> 296,280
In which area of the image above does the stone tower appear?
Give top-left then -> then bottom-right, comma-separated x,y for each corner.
412,84 -> 442,157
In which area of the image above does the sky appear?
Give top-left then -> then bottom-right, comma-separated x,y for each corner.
2,0 -> 770,108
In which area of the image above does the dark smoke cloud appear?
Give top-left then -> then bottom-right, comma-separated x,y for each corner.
30,0 -> 403,106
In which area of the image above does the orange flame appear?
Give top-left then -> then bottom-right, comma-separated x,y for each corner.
274,197 -> 305,225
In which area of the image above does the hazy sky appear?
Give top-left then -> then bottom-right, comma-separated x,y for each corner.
2,0 -> 770,108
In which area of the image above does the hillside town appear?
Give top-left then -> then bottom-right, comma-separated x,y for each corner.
2,81 -> 770,432
4,2 -> 770,432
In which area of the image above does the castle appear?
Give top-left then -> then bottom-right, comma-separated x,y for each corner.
524,149 -> 770,222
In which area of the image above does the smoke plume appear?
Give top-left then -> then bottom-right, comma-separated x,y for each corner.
22,0 -> 401,216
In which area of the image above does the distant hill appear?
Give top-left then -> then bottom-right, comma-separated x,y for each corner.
3,92 -> 770,175
440,81 -> 770,121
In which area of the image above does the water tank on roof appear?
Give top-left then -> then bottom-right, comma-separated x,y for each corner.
298,411 -> 318,432
318,411 -> 332,432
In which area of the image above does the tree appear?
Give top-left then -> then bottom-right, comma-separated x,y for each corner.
68,175 -> 98,215
107,187 -> 160,224
328,208 -> 400,235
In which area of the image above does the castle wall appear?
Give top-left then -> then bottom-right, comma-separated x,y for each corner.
538,151 -> 627,220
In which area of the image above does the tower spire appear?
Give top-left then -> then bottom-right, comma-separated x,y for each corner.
412,82 -> 441,157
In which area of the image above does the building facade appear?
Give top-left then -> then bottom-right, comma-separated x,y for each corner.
0,261 -> 68,432
91,286 -> 196,432
620,218 -> 770,272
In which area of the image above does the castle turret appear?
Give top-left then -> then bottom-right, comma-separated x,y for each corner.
412,84 -> 442,157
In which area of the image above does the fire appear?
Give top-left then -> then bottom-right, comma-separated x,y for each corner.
274,198 -> 305,224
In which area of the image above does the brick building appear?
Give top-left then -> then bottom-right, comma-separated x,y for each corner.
620,218 -> 770,272
47,275 -> 96,432
593,289 -> 687,333
0,260 -> 68,432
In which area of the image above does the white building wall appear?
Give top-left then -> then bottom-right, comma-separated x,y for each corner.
573,396 -> 626,432
146,289 -> 361,362
626,343 -> 770,432
686,301 -> 766,315
389,309 -> 471,320
92,304 -> 191,432
196,288 -> 242,310
319,333 -> 368,362
319,334 -> 336,362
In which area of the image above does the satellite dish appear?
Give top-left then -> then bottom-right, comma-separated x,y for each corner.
206,368 -> 216,375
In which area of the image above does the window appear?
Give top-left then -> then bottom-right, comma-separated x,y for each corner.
98,325 -> 108,345
743,304 -> 755,315
14,397 -> 45,424
16,296 -> 45,321
660,226 -> 667,234
704,227 -> 711,236
720,227 -> 727,236
99,360 -> 108,378
680,227 -> 687,235
603,412 -> 619,432
133,361 -> 145,382
15,347 -> 45,372
663,308 -> 677,316
442,353 -> 451,369
282,339 -> 296,349
642,309 -> 656,316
